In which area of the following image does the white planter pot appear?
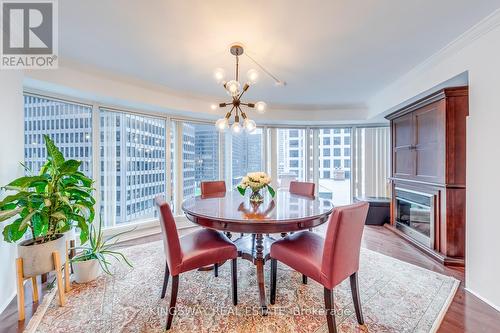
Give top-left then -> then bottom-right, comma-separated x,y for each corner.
17,234 -> 67,277
73,259 -> 102,283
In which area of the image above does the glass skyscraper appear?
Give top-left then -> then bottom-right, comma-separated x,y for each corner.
182,123 -> 219,198
231,130 -> 263,186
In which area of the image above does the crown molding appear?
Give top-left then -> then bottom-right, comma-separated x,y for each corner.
393,8 -> 500,84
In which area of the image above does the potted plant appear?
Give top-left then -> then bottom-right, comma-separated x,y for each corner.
237,172 -> 275,204
71,217 -> 133,283
0,135 -> 95,277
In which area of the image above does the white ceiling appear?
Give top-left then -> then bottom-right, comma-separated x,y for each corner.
59,0 -> 500,109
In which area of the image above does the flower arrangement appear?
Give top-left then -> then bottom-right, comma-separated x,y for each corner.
237,172 -> 275,203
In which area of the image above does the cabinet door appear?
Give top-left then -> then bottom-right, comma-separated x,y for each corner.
414,100 -> 445,183
393,113 -> 415,178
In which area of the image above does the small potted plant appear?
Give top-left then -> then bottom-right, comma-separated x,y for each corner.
237,172 -> 275,204
0,135 -> 95,278
71,217 -> 133,283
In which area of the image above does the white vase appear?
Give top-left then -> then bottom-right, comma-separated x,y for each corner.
73,259 -> 102,283
17,234 -> 67,277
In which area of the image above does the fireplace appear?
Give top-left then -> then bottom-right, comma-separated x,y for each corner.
395,188 -> 434,248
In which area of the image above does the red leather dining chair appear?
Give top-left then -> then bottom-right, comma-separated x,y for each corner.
200,180 -> 226,197
155,196 -> 238,330
289,181 -> 315,197
288,181 -> 316,236
200,180 -> 233,245
269,202 -> 369,333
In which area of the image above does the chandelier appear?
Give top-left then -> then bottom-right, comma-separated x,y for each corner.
213,44 -> 267,134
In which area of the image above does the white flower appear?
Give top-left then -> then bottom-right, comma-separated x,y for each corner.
239,171 -> 272,190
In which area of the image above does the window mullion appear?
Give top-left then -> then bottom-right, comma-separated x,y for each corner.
165,117 -> 172,206
312,129 -> 319,197
92,104 -> 102,225
174,121 -> 184,215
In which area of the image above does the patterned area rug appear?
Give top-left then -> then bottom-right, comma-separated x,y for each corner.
27,241 -> 459,333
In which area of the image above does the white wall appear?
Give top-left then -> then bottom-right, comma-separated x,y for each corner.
368,10 -> 500,310
0,71 -> 25,313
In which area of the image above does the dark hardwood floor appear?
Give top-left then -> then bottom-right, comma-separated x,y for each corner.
1,226 -> 499,333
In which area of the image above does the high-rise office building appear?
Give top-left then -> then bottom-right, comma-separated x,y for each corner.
100,110 -> 166,225
182,123 -> 219,198
24,95 -> 93,176
317,128 -> 351,180
231,130 -> 263,186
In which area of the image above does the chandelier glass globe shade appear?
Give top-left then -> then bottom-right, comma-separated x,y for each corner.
225,80 -> 241,96
255,101 -> 267,114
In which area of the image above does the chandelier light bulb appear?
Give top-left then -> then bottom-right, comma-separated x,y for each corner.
210,103 -> 218,110
231,121 -> 242,134
225,80 -> 241,96
243,119 -> 257,133
255,101 -> 267,114
215,118 -> 229,131
213,68 -> 226,83
246,69 -> 259,85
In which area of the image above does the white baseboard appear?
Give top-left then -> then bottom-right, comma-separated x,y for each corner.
464,287 -> 500,313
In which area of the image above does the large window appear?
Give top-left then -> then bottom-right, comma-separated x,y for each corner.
277,128 -> 307,188
231,129 -> 263,187
182,122 -> 220,199
317,128 -> 352,205
99,109 -> 166,226
23,92 -> 390,232
24,95 -> 93,175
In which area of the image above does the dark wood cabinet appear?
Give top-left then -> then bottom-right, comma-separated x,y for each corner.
386,87 -> 468,266
393,113 -> 415,178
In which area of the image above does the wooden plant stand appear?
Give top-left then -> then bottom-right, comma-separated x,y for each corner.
16,241 -> 71,321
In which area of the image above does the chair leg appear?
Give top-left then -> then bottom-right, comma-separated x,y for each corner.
302,274 -> 308,284
161,261 -> 170,299
166,275 -> 179,330
214,263 -> 219,277
324,287 -> 337,333
270,258 -> 277,304
231,258 -> 237,305
350,272 -> 364,325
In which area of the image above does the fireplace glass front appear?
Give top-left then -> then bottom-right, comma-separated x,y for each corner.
395,188 -> 434,247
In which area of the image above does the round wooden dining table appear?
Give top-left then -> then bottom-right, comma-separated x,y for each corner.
182,190 -> 334,315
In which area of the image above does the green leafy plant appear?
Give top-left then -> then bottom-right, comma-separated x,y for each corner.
71,217 -> 133,275
0,135 -> 95,244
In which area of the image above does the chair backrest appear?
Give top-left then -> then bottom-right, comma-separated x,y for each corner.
200,181 -> 226,197
155,196 -> 182,272
321,202 -> 369,289
289,181 -> 315,197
